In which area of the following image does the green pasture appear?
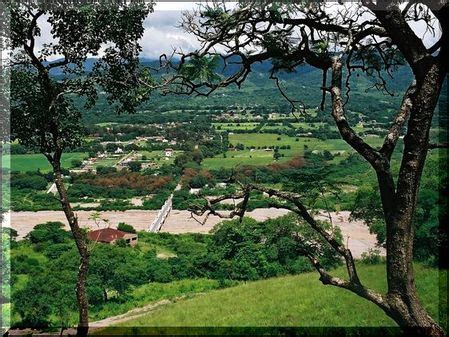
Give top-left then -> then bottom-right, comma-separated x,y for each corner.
203,150 -> 283,169
213,122 -> 260,131
7,153 -> 88,173
203,133 -> 385,169
104,263 -> 446,329
261,123 -> 291,131
229,133 -> 384,149
93,157 -> 121,168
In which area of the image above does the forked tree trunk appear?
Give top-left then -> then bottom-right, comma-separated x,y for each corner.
380,60 -> 446,337
51,160 -> 90,337
331,56 -> 445,336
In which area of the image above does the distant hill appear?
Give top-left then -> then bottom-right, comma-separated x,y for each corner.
51,56 -> 442,126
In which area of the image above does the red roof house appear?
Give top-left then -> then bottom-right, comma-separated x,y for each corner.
87,228 -> 138,246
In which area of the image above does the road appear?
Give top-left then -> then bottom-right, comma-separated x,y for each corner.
113,150 -> 136,168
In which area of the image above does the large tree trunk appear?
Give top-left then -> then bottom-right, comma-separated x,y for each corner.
51,160 -> 90,337
381,60 -> 446,336
330,55 -> 445,336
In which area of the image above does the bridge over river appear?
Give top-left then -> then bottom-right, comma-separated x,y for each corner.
148,184 -> 181,232
148,194 -> 173,232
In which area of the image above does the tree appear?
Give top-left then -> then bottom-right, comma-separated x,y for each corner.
117,222 -> 136,234
71,159 -> 83,168
96,166 -> 117,175
273,148 -> 281,161
106,142 -> 119,153
27,221 -> 69,244
8,3 -> 150,335
127,161 -> 142,172
205,214 -> 342,280
173,2 -> 448,334
235,143 -> 245,151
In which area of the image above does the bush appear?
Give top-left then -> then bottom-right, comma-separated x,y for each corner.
203,214 -> 342,281
11,175 -> 48,190
96,166 -> 117,175
127,161 -> 142,172
360,249 -> 383,265
27,222 -> 69,244
117,222 -> 136,234
71,159 -> 83,168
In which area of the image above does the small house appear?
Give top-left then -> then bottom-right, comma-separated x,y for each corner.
189,188 -> 201,195
87,228 -> 138,246
164,148 -> 174,157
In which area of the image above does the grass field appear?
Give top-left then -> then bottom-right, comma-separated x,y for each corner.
93,157 -> 121,168
203,133 -> 385,169
101,263 -> 446,330
213,122 -> 260,131
8,277 -> 225,327
261,123 -> 291,131
88,279 -> 223,322
228,133 -> 384,149
6,153 -> 88,173
203,150 -> 280,169
290,122 -> 327,130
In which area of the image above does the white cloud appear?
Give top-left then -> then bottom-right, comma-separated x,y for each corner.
21,2 -> 443,62
154,2 -> 200,11
139,8 -> 202,59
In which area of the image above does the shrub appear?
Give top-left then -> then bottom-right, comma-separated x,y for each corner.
11,175 -> 48,190
127,161 -> 142,172
360,249 -> 383,265
96,166 -> 117,175
27,222 -> 69,244
117,222 -> 136,234
71,159 -> 83,168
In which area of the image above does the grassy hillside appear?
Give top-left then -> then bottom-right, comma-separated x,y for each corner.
99,263 -> 446,332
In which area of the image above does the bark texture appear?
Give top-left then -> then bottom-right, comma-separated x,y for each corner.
330,55 -> 446,336
51,157 -> 90,337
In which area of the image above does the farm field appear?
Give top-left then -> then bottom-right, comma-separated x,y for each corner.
290,122 -> 326,129
228,133 -> 384,150
93,157 -> 121,168
203,133 -> 385,169
6,152 -> 88,173
102,263 -> 445,329
213,122 -> 259,131
203,150 -> 283,169
260,123 -> 291,131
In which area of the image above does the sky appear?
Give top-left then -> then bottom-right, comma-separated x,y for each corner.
31,1 -> 441,61
139,2 -> 203,59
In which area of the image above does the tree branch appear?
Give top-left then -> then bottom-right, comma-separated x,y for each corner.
380,82 -> 417,160
189,181 -> 390,314
23,10 -> 45,73
329,57 -> 383,169
299,249 -> 390,313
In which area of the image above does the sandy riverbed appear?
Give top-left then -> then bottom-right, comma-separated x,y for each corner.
6,210 -> 159,239
4,209 -> 384,258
